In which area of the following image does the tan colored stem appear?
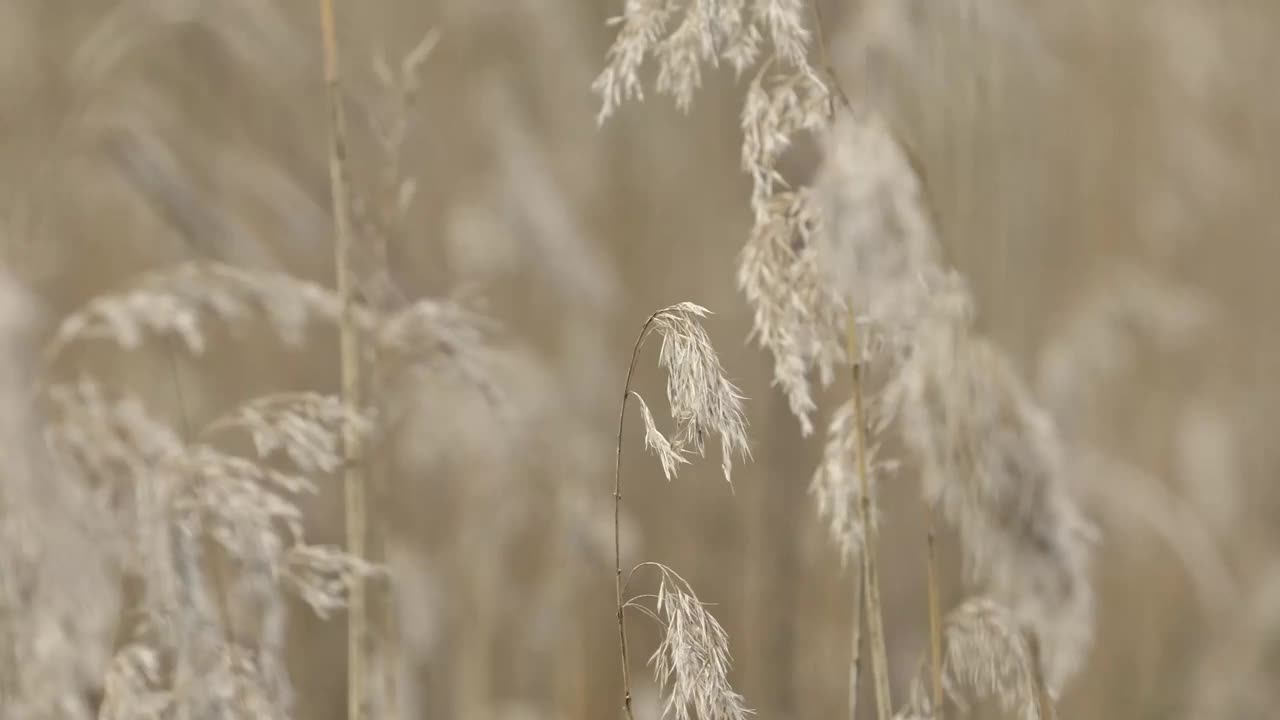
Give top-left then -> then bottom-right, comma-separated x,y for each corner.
318,3 -> 366,720
613,312 -> 661,720
849,563 -> 864,720
926,508 -> 944,718
1027,632 -> 1058,720
807,6 -> 880,716
848,315 -> 892,720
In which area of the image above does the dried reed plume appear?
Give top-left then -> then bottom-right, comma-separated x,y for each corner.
594,0 -> 844,434
45,260 -> 491,385
46,376 -> 378,719
596,1 -> 1097,708
0,272 -> 121,719
35,250 -> 408,716
614,303 -> 751,720
625,564 -> 751,720
31,214 -> 489,720
815,111 -> 1094,696
591,2 -> 931,716
896,598 -> 1049,720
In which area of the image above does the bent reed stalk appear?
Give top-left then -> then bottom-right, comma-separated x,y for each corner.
613,310 -> 661,720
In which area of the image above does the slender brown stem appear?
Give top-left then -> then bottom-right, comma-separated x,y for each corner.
809,5 -> 878,716
318,3 -> 366,720
614,311 -> 662,720
848,315 -> 892,720
1027,631 -> 1058,720
848,563 -> 864,720
926,507 -> 944,718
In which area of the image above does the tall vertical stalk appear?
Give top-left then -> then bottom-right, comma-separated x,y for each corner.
613,311 -> 661,720
318,3 -> 366,720
926,507 -> 944,718
848,564 -> 864,720
847,314 -> 892,720
808,6 -> 877,717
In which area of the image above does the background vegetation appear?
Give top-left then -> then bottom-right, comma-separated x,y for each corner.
1,1 -> 1276,718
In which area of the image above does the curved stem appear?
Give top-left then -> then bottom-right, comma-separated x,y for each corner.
614,311 -> 662,720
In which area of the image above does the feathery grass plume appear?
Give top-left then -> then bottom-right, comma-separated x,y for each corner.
0,274 -> 122,719
44,261 -> 337,363
50,377 -> 379,718
740,69 -> 830,206
614,304 -> 753,484
201,392 -> 373,475
47,382 -> 246,717
373,296 -> 500,398
593,0 -> 808,123
595,1 -> 843,434
624,564 -> 751,720
633,392 -> 690,480
809,397 -> 898,563
382,300 -> 503,432
614,303 -> 751,720
647,303 -> 751,481
737,189 -> 847,435
44,260 -> 496,394
735,61 -> 847,436
810,108 -> 955,720
898,598 -> 1045,720
812,111 -> 944,346
889,315 -> 1094,693
814,110 -> 1094,694
593,7 -> 900,716
43,256 -> 384,707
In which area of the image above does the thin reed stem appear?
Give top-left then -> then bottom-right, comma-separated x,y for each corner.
847,314 -> 892,720
810,7 -> 877,717
614,311 -> 662,720
849,563 -> 864,720
1027,632 -> 1058,720
926,507 -> 944,719
318,3 -> 366,720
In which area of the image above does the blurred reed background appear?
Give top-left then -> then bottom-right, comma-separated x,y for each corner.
1,1 -> 1277,719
